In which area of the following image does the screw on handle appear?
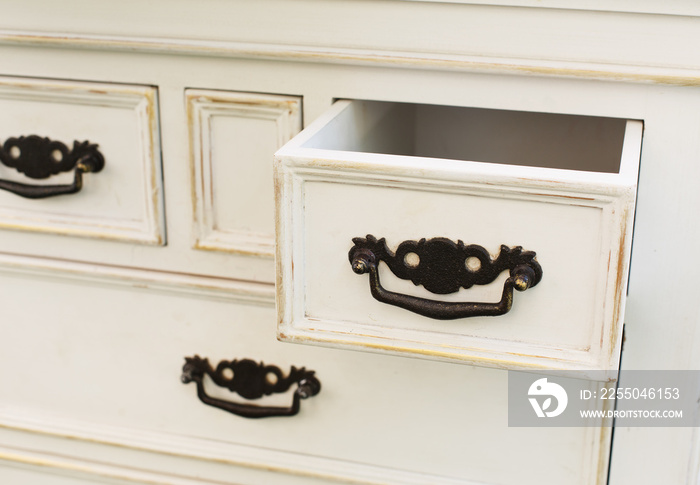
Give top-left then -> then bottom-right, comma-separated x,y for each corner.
512,264 -> 536,292
351,248 -> 375,274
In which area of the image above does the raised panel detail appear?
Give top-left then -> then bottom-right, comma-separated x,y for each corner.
188,90 -> 301,256
0,76 -> 164,245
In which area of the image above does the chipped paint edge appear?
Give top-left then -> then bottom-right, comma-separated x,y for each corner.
0,448 -> 210,485
0,251 -> 275,305
0,410 -> 489,485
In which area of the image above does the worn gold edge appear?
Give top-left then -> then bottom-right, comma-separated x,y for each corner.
1,31 -> 700,85
0,449 -> 189,485
0,252 -> 275,304
0,422 -> 474,485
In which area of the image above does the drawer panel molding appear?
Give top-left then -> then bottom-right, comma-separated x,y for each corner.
187,89 -> 301,256
0,76 -> 164,244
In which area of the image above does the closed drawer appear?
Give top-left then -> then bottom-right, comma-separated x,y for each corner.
0,273 -> 608,485
275,99 -> 643,374
187,89 -> 302,257
0,85 -> 300,287
0,76 -> 163,245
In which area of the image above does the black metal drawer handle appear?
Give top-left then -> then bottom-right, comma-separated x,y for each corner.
349,235 -> 542,320
181,356 -> 321,419
0,135 -> 105,199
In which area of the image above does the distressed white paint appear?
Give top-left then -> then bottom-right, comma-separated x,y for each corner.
0,1 -> 700,75
0,50 -> 690,485
0,77 -> 164,244
0,274 -> 608,485
276,100 -> 641,375
0,2 -> 696,485
0,252 -> 275,305
188,90 -> 301,256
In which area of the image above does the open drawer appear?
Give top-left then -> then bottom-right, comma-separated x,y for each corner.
275,99 -> 643,374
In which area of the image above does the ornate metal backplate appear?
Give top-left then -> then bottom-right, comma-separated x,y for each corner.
183,355 -> 317,400
0,135 -> 106,199
348,235 -> 542,319
350,235 -> 543,294
0,136 -> 104,179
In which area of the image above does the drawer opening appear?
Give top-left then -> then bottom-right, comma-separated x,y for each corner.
302,100 -> 627,174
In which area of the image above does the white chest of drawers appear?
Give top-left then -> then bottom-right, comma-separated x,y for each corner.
0,2 -> 699,485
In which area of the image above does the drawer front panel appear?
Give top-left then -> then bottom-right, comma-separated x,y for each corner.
276,100 -> 642,374
188,89 -> 301,257
0,273 -> 607,485
302,181 -> 607,354
0,76 -> 163,245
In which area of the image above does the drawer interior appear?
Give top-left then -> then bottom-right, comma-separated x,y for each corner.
302,99 -> 628,173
